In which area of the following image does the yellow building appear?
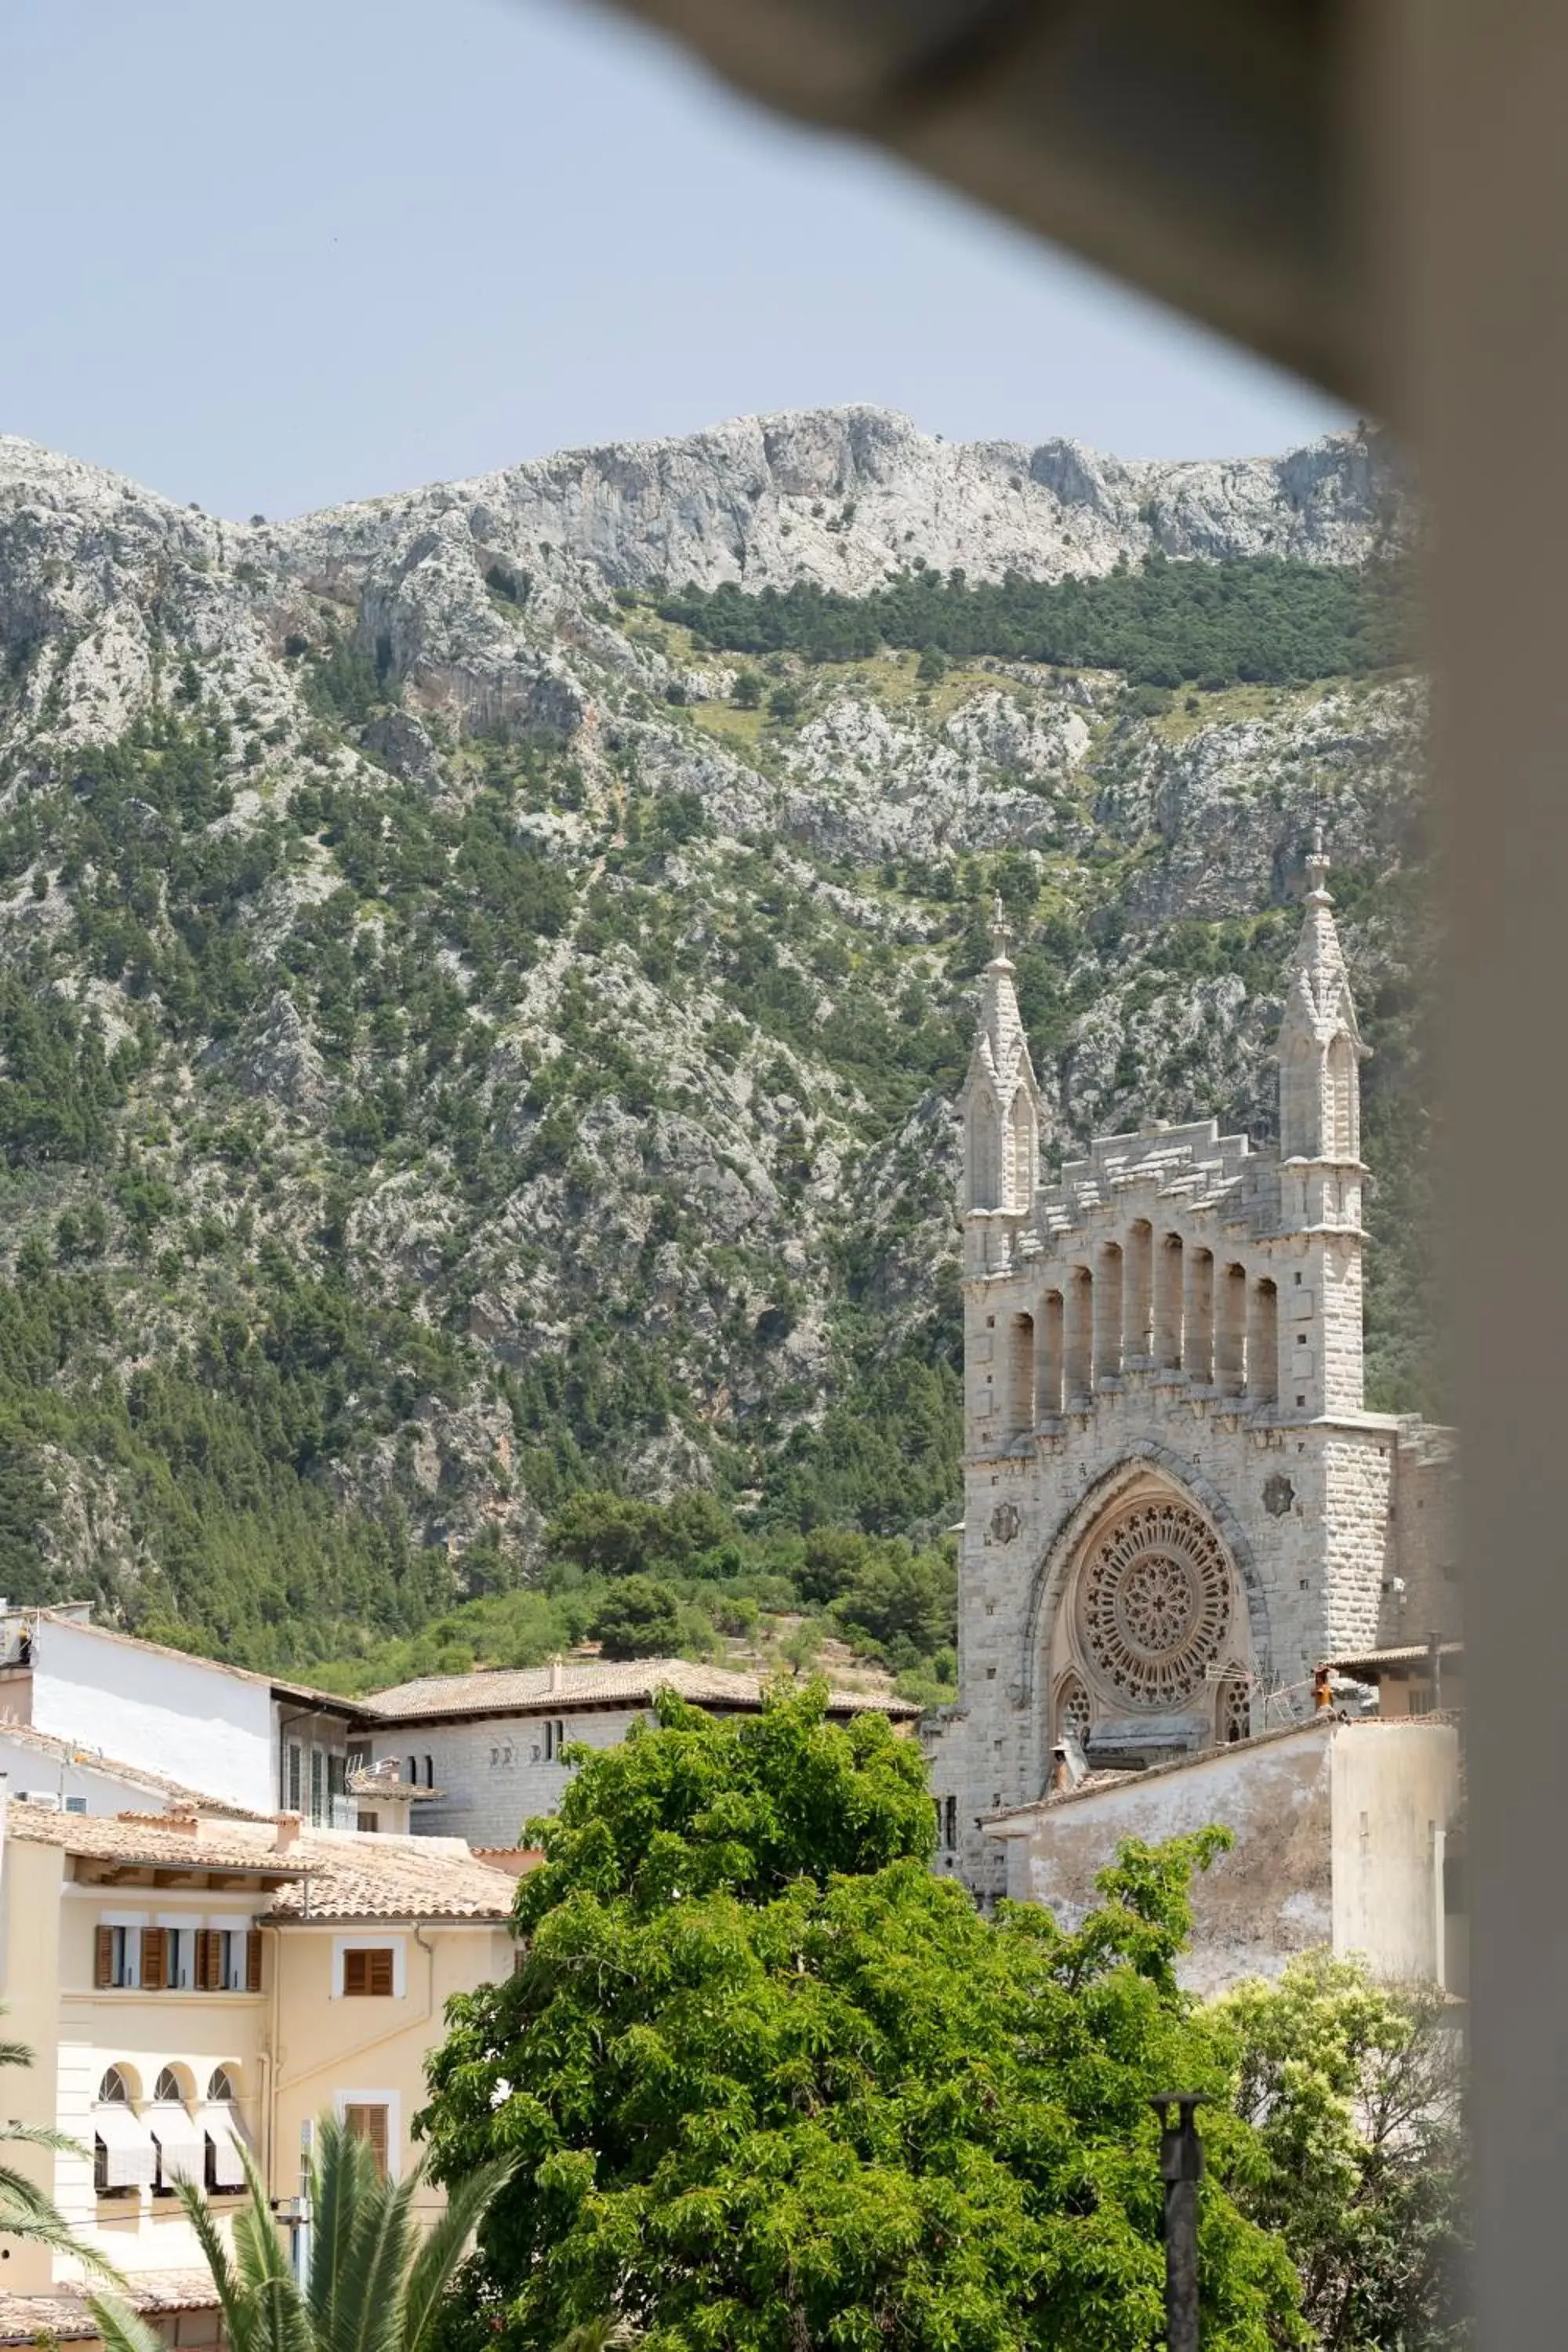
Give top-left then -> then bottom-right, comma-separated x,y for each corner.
0,1799 -> 521,2343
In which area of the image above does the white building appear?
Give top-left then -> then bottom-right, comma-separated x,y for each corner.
926,840 -> 1461,1899
0,1609 -> 361,1827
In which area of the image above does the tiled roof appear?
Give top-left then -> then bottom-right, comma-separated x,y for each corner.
5,1801 -> 306,1876
0,2272 -> 216,2343
1323,1640 -> 1465,1675
0,1712 -> 267,1818
263,1831 -> 518,1923
361,1656 -> 919,1724
5,1803 -> 515,1920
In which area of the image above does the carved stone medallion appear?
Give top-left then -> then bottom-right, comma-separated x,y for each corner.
988,1501 -> 1021,1546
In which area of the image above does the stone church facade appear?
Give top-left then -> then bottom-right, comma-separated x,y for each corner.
927,840 -> 1459,1895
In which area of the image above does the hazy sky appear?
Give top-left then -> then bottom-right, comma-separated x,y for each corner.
5,0 -> 1346,521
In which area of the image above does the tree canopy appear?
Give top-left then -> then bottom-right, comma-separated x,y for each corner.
419,1683 -> 1304,2352
658,554 -> 1410,688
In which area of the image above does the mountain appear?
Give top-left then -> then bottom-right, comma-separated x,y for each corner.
0,408 -> 1432,1690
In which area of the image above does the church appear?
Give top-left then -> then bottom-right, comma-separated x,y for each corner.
927,839 -> 1460,1901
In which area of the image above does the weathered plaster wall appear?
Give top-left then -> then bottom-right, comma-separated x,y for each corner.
985,1718 -> 1461,1995
989,1720 -> 1336,1996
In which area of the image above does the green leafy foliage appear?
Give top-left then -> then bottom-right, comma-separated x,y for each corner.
1207,1954 -> 1470,2351
419,1685 -> 1303,2352
660,554 -> 1410,687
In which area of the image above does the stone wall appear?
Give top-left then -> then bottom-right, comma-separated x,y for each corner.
368,1705 -> 649,1846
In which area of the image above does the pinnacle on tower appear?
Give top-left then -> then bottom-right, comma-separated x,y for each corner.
960,895 -> 1041,1214
1276,828 -> 1367,1164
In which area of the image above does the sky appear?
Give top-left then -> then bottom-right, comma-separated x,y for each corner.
3,0 -> 1347,522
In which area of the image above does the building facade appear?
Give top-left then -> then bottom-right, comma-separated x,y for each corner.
0,1800 -> 517,2326
927,844 -> 1460,1893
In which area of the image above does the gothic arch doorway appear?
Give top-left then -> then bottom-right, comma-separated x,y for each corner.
1044,1475 -> 1253,1764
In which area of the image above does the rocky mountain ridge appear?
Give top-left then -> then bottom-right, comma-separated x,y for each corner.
0,409 -> 1432,1682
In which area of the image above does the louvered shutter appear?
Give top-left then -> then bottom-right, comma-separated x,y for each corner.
141,1929 -> 167,1991
345,2103 -> 389,2179
245,1932 -> 262,1993
343,1948 -> 368,1995
94,1926 -> 114,1987
368,1948 -> 394,1997
195,1930 -> 223,1991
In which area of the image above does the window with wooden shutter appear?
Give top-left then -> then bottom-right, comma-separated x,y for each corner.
343,1947 -> 394,1997
195,1930 -> 223,1991
94,1925 -> 114,1987
141,1929 -> 167,1991
245,1932 -> 262,1993
343,2103 -> 390,2178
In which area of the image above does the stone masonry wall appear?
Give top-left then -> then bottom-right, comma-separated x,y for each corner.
370,1705 -> 648,1846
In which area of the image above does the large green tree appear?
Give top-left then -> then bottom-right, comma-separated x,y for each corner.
419,1683 -> 1304,2351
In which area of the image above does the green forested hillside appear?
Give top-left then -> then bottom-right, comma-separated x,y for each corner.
0,431 -> 1435,1695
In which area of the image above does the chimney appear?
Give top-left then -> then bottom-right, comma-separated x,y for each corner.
549,1655 -> 564,1693
275,1811 -> 303,1852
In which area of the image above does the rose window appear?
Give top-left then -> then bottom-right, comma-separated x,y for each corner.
1076,1501 -> 1232,1708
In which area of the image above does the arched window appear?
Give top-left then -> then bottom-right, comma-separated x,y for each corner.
1007,1312 -> 1035,1441
1219,1674 -> 1252,1745
1065,1266 -> 1094,1405
207,2067 -> 236,2104
1218,1264 -> 1249,1397
1007,1089 -> 1036,1209
1155,1234 -> 1185,1370
1038,1289 -> 1064,1418
968,1092 -> 1000,1211
423,1755 -> 434,1788
1249,1279 -> 1279,1405
154,2068 -> 183,2104
406,1756 -> 417,1786
1185,1249 -> 1214,1384
1055,1673 -> 1092,1750
1123,1221 -> 1153,1362
1094,1243 -> 1124,1383
98,2067 -> 130,2105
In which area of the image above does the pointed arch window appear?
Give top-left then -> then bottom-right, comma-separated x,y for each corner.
1218,1673 -> 1252,1745
1055,1673 -> 1092,1749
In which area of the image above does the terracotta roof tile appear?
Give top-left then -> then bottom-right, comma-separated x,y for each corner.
5,1803 -> 515,1921
361,1656 -> 918,1724
0,2273 -> 216,2343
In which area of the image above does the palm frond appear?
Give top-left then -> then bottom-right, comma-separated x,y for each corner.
343,2165 -> 421,2352
171,2169 -> 257,2352
307,2115 -> 382,2352
401,2154 -> 519,2352
88,2296 -> 166,2352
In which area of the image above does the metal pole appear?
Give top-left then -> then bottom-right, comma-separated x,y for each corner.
1151,2094 -> 1205,2352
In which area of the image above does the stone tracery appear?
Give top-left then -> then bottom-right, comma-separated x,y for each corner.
1075,1499 -> 1233,1708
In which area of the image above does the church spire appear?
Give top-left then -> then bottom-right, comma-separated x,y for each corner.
960,896 -> 1041,1215
1277,829 -> 1367,1165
